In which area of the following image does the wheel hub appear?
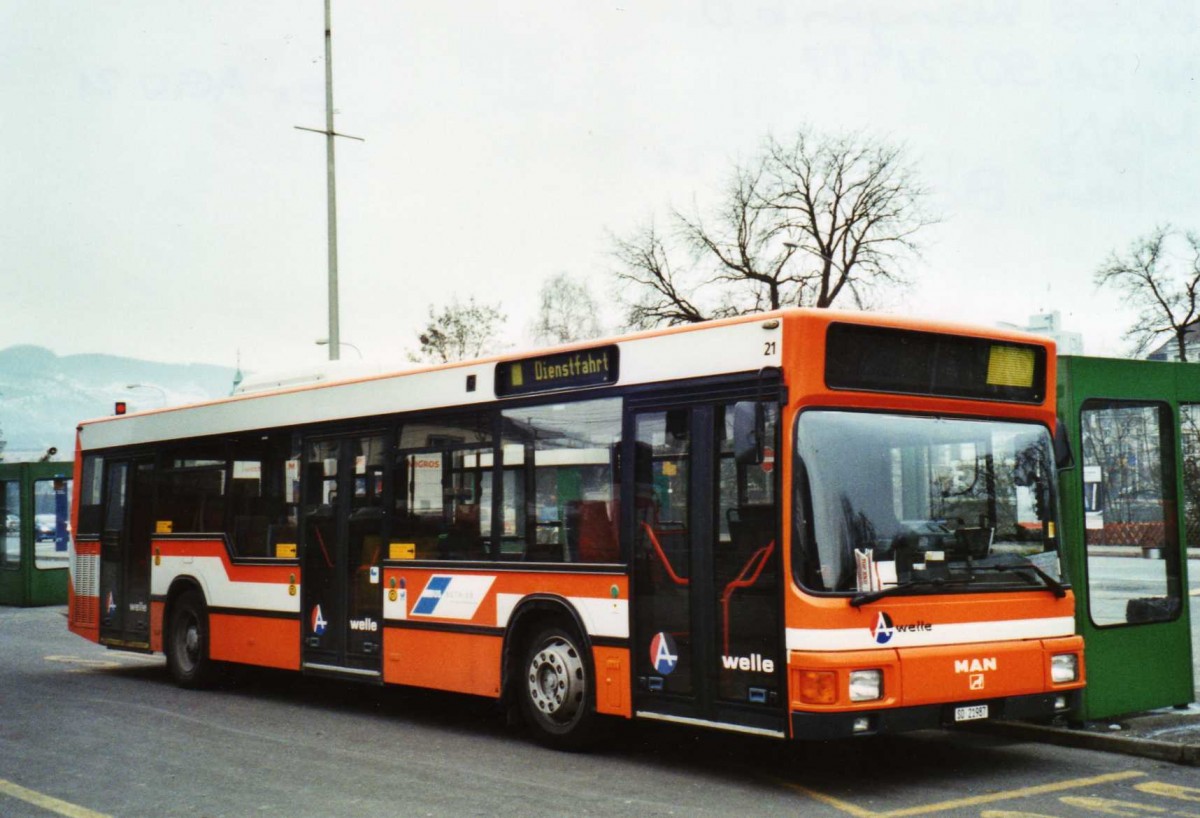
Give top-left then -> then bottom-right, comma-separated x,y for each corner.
527,637 -> 584,722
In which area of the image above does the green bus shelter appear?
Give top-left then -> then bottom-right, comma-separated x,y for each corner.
0,460 -> 73,607
1057,356 -> 1197,720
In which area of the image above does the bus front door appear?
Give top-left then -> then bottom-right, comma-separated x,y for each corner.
98,458 -> 154,649
630,400 -> 785,737
300,434 -> 388,680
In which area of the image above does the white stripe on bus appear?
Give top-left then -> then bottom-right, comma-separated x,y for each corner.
786,616 -> 1075,652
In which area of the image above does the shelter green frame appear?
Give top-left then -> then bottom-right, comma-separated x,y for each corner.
1057,355 -> 1195,720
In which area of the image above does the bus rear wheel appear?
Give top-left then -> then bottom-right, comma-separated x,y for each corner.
520,625 -> 600,750
166,589 -> 216,689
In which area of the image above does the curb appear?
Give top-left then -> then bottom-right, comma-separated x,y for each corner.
982,720 -> 1200,766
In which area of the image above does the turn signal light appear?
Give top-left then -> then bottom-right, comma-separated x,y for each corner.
798,670 -> 838,705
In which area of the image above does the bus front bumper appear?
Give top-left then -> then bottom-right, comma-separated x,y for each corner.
789,690 -> 1082,741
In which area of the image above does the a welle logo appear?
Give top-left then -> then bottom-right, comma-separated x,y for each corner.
871,611 -> 933,645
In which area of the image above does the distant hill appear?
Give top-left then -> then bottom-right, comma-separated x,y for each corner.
0,345 -> 236,461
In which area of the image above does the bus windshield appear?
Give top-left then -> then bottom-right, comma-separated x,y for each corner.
793,411 -> 1063,598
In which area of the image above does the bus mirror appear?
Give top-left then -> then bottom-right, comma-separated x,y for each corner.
1054,418 -> 1074,470
734,401 -> 763,465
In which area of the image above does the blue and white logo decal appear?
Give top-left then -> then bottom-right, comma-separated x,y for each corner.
311,604 -> 328,636
649,631 -> 679,675
106,591 -> 117,615
412,576 -> 452,616
410,575 -> 496,620
871,611 -> 895,645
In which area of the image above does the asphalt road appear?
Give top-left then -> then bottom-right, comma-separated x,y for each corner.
2,606 -> 1199,818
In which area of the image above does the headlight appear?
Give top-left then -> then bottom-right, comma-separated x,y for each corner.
849,669 -> 883,702
1051,653 -> 1078,683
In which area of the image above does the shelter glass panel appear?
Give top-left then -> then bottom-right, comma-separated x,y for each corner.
2,480 -> 19,567
34,478 -> 72,569
1081,400 -> 1182,627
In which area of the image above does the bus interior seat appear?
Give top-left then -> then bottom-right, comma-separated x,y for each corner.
567,500 -> 618,563
439,503 -> 483,559
232,515 -> 270,557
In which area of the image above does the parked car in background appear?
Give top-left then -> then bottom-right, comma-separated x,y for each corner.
34,514 -> 58,541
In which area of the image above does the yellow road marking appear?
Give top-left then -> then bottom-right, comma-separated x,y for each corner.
780,770 -> 1147,817
0,779 -> 111,818
44,655 -> 123,669
45,653 -> 160,663
1136,782 -> 1200,803
1059,796 -> 1170,815
979,811 -> 1060,818
786,783 -> 878,818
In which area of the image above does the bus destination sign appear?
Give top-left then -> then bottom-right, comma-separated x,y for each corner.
496,345 -> 619,397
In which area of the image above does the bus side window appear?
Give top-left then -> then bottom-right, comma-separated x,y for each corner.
77,456 -> 105,537
226,432 -> 299,559
394,412 -> 493,561
500,398 -> 622,564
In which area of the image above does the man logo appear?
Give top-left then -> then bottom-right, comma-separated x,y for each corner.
871,612 -> 896,645
649,632 -> 679,675
970,674 -> 985,690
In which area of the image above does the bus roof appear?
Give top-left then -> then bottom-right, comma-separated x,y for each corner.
76,309 -> 1055,452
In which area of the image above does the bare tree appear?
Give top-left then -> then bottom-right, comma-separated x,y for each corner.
1095,226 -> 1200,361
531,272 -> 604,346
410,296 -> 507,364
612,127 -> 935,328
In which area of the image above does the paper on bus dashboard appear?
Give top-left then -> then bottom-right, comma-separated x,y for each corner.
855,550 -> 898,592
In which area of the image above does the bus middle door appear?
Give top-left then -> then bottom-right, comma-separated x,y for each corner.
630,398 -> 784,737
301,434 -> 387,680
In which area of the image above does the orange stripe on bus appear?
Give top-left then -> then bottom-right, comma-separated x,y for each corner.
209,612 -> 300,670
383,627 -> 502,697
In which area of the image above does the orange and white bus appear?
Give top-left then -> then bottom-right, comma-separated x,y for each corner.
67,309 -> 1083,747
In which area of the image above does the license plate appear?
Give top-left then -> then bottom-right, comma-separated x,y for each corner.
954,704 -> 989,722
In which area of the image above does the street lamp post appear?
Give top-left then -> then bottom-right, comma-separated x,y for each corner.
126,383 -> 167,408
315,339 -> 362,359
295,0 -> 364,363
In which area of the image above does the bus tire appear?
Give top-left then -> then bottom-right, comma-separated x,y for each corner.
519,625 -> 601,750
166,589 -> 217,689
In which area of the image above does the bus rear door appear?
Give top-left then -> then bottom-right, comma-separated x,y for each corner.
98,457 -> 154,649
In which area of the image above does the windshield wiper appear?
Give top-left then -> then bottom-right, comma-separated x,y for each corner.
970,558 -> 1068,598
850,576 -> 951,608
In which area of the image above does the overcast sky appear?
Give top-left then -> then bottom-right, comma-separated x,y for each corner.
3,1 -> 1198,375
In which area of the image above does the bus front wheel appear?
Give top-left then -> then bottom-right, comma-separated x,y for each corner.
166,589 -> 216,688
520,625 -> 600,750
